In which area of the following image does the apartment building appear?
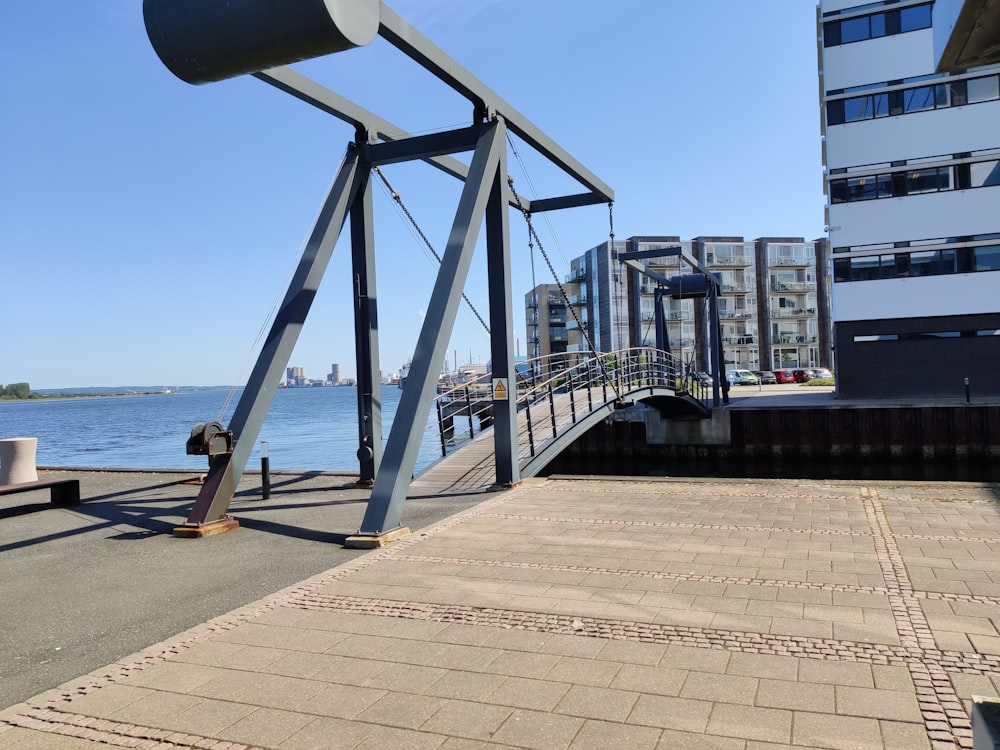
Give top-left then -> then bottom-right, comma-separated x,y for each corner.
819,0 -> 1000,398
526,235 -> 832,376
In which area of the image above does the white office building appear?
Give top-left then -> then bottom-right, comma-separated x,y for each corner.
819,0 -> 1000,398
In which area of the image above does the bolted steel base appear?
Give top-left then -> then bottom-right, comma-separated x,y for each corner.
173,518 -> 240,538
344,526 -> 410,549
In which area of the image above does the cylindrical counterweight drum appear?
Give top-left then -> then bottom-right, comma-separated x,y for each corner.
143,0 -> 380,85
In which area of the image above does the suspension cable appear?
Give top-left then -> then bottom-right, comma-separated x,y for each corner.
507,176 -> 622,402
372,165 -> 491,336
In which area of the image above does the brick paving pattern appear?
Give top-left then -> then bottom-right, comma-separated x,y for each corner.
2,477 -> 998,749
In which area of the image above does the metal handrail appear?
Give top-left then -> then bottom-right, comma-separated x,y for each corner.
429,347 -> 701,461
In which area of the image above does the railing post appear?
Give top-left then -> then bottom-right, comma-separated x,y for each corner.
465,386 -> 474,438
569,368 -> 577,423
586,359 -> 593,411
435,398 -> 447,457
525,400 -> 535,456
548,382 -> 557,439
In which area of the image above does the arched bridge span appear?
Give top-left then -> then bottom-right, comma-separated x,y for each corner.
411,348 -> 711,495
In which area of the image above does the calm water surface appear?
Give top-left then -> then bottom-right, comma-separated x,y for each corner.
0,386 -> 441,473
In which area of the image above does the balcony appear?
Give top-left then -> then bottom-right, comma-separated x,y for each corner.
721,283 -> 755,294
773,335 -> 818,345
706,255 -> 752,268
722,336 -> 756,346
719,310 -> 755,319
564,268 -> 587,283
770,257 -> 815,268
550,330 -> 569,343
770,281 -> 816,292
770,309 -> 810,319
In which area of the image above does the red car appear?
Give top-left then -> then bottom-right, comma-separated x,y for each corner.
773,369 -> 796,383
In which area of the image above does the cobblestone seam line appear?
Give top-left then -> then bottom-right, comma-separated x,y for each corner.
482,512 -> 872,536
2,707 -> 249,749
392,553 -> 1000,608
287,592 -> 1000,676
862,487 -> 974,750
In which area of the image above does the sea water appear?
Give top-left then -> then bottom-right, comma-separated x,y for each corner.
0,386 -> 441,474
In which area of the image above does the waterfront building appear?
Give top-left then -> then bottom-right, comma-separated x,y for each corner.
328,363 -> 341,385
525,235 -> 832,376
819,0 -> 1000,398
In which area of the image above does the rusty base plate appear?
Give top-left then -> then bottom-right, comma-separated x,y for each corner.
173,518 -> 239,538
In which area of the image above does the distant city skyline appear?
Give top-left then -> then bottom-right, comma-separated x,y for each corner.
1,2 -> 824,389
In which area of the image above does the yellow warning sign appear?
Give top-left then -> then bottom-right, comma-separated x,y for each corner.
492,378 -> 509,401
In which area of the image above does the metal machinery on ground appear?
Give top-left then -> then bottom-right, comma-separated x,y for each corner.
143,0 -> 614,544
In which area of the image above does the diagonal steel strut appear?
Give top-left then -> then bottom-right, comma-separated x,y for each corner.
357,119 -> 507,536
182,148 -> 367,528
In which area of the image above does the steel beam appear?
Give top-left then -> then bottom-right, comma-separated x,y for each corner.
363,126 -> 481,167
377,3 -> 614,204
485,133 -> 519,487
181,148 -> 365,527
255,67 -> 568,215
357,120 -> 506,536
351,172 -> 381,485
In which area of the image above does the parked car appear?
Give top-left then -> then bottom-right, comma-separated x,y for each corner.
753,370 -> 777,384
694,371 -> 713,387
811,368 -> 834,379
773,369 -> 796,383
728,369 -> 760,386
792,368 -> 818,383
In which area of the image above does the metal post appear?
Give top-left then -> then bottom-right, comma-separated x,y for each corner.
351,166 -> 381,486
525,400 -> 536,456
260,441 -> 270,500
965,377 -> 971,403
357,121 -> 505,537
435,399 -> 447,457
485,133 -> 519,487
465,386 -> 474,438
548,382 -> 557,439
569,369 -> 577,423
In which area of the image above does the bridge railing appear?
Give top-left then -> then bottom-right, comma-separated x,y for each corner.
430,347 -> 705,460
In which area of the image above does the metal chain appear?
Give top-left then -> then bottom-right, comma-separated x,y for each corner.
508,176 -> 622,401
373,166 -> 491,335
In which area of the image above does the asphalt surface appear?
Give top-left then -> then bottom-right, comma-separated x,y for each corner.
0,469 -> 496,710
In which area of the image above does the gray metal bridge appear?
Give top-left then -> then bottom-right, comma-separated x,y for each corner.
411,348 -> 711,495
142,0 -> 723,546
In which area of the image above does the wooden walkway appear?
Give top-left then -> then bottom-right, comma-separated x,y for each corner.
409,385 -> 620,495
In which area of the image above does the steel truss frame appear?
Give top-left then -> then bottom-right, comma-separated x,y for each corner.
175,2 -> 614,540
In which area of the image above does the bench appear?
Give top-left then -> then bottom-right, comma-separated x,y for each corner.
0,478 -> 81,505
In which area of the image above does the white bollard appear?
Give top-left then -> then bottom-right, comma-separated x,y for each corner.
0,437 -> 39,485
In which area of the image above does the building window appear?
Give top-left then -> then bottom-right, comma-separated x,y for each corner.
823,3 -> 931,47
827,157 -> 1000,203
826,73 -> 1000,126
833,242 -> 1000,283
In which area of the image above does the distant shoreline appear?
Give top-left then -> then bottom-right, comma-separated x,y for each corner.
0,391 -> 180,404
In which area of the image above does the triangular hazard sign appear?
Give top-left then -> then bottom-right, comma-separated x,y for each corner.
493,380 -> 508,399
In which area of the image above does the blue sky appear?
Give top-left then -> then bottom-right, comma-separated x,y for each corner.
1,1 -> 825,389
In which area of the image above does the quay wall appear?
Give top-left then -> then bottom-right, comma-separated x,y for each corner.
544,404 -> 1000,482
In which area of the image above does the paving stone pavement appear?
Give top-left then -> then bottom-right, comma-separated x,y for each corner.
2,476 -> 999,749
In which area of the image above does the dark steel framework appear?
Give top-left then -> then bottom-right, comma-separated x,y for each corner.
145,0 -> 614,540
617,247 -> 729,406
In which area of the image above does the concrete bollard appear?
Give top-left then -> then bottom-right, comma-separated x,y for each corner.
0,437 -> 39,485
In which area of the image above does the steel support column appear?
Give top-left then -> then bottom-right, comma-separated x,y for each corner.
357,120 -> 506,536
181,148 -> 365,527
485,133 -> 518,487
351,170 -> 381,485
